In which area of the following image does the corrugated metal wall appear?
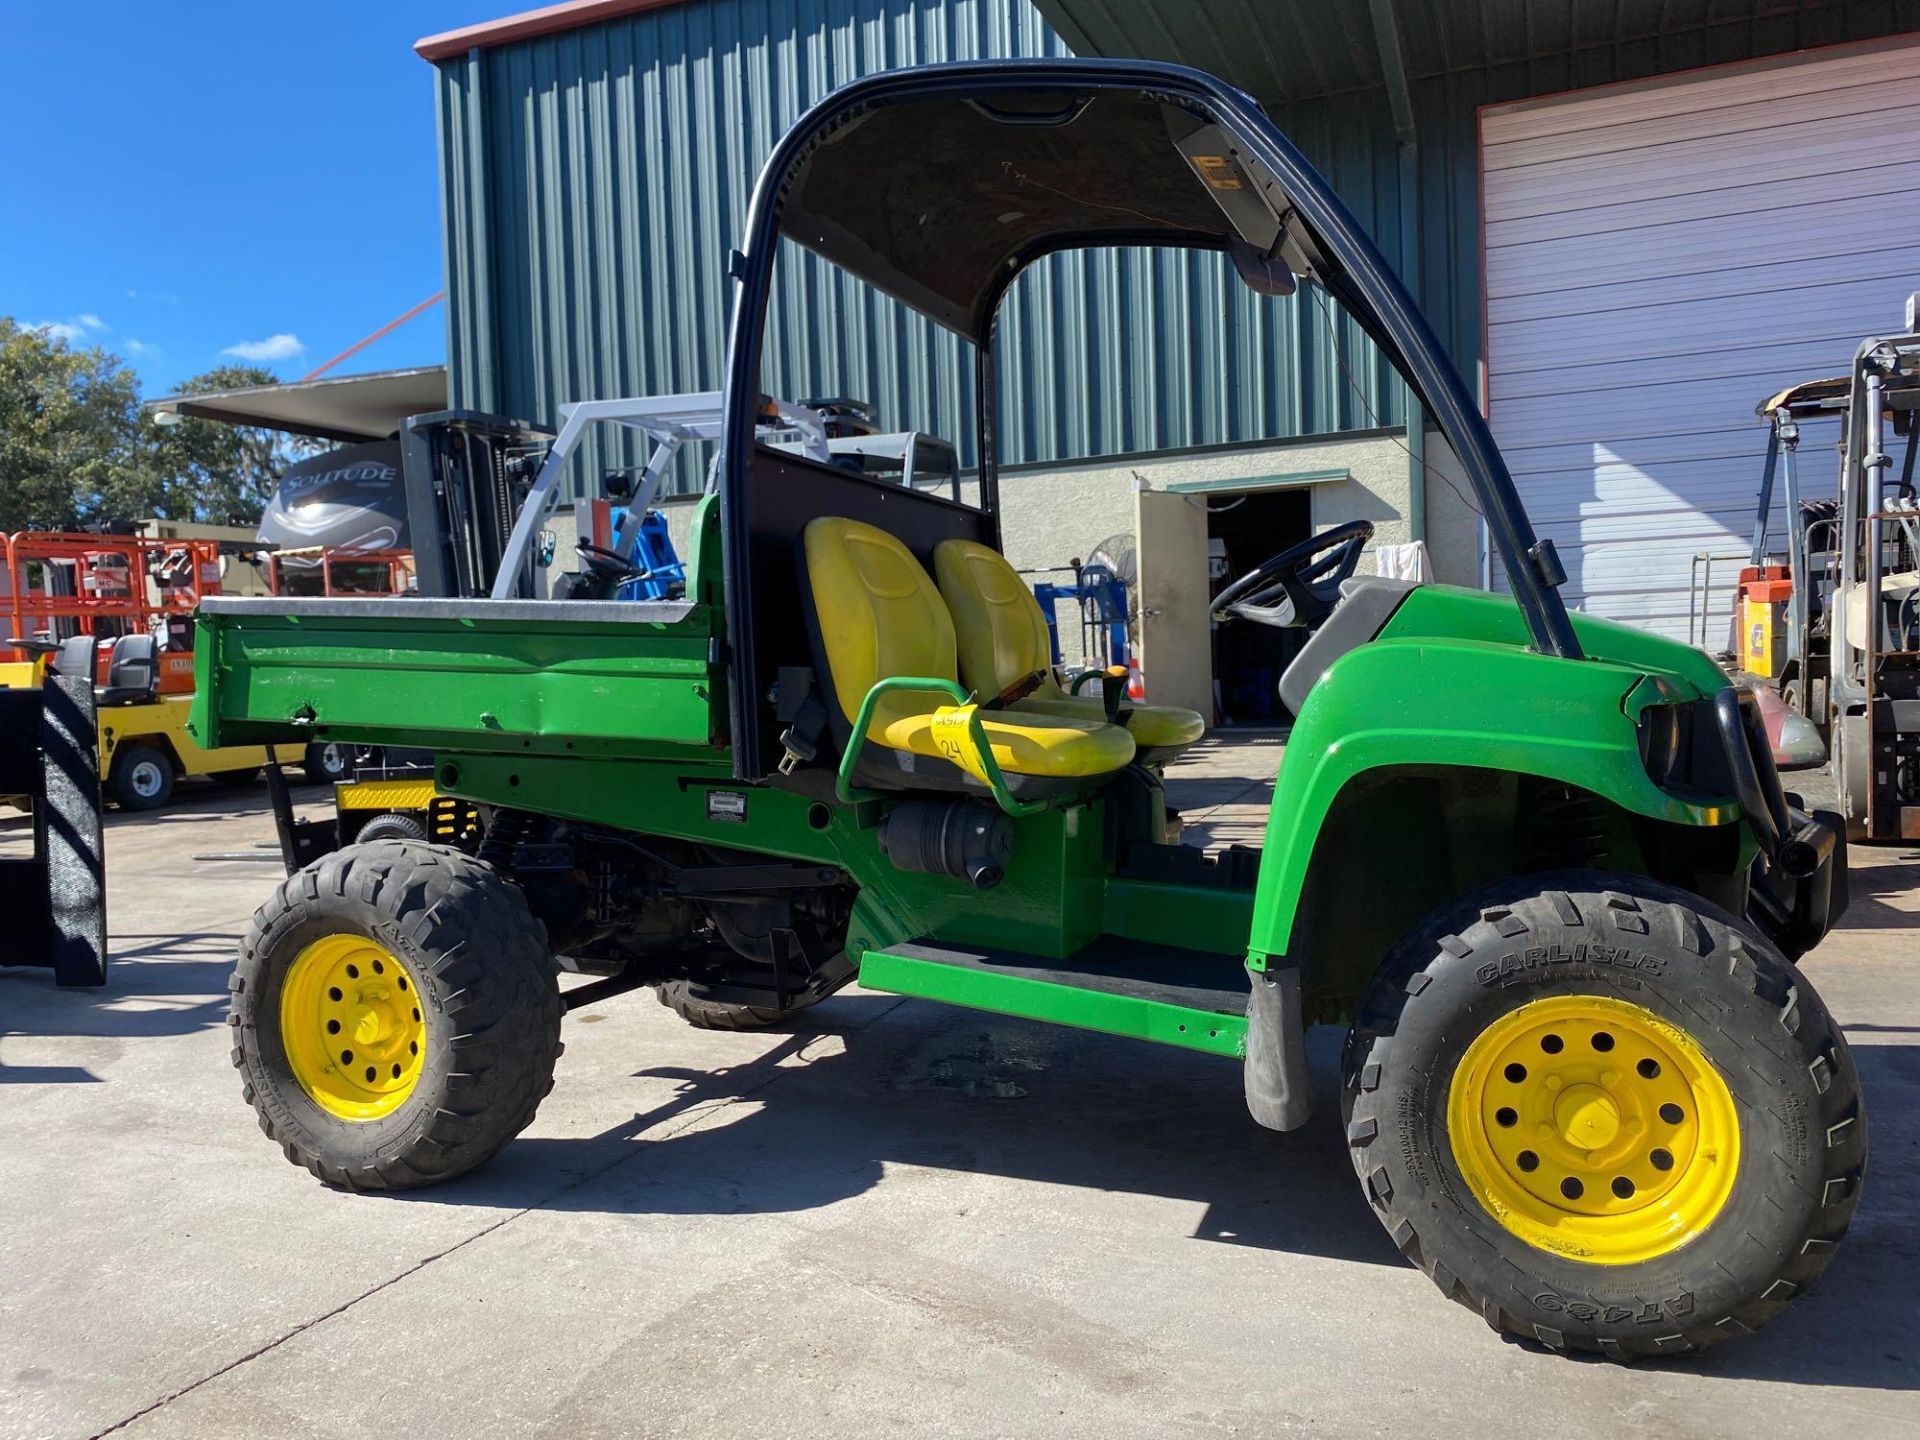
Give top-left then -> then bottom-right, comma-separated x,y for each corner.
432,0 -> 1409,495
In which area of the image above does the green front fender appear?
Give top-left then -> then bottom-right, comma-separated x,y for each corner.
1248,635 -> 1741,965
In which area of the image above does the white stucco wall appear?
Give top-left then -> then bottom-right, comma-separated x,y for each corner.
994,429 -> 1479,587
627,428 -> 1486,623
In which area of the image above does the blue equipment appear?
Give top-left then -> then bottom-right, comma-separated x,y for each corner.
609,507 -> 687,601
1031,561 -> 1128,668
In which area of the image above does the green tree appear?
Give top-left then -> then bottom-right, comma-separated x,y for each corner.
139,364 -> 291,526
0,317 -> 148,530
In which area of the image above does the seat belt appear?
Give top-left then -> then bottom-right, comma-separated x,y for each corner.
981,669 -> 1048,711
775,667 -> 830,775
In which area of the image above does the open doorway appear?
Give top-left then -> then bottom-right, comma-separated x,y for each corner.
1207,489 -> 1312,726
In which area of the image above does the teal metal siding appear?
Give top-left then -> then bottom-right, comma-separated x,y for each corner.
432,0 -> 1406,494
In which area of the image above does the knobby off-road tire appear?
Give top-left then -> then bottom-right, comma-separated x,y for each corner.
1342,870 -> 1865,1358
230,840 -> 562,1190
653,980 -> 822,1031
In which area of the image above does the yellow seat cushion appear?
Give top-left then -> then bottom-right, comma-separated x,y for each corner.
1014,693 -> 1207,751
803,518 -> 1135,781
933,537 -> 1205,759
878,704 -> 1137,779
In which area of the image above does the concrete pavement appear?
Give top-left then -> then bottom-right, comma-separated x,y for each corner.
1,746 -> 1915,1439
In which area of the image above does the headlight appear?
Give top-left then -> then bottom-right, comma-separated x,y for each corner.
1635,700 -> 1688,791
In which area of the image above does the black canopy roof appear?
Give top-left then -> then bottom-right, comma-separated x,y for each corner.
779,82 -> 1309,343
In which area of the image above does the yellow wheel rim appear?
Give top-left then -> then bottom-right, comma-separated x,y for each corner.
1447,994 -> 1739,1265
279,935 -> 426,1121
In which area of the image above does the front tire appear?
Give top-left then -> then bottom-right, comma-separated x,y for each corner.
229,840 -> 562,1190
1342,871 -> 1864,1358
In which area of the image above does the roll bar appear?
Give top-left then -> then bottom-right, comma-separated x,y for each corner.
716,60 -> 1584,778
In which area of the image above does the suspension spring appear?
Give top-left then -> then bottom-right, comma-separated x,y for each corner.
477,809 -> 531,873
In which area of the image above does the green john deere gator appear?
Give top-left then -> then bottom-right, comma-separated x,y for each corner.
194,60 -> 1863,1358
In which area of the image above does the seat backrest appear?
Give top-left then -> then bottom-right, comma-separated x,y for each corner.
802,517 -> 957,725
933,539 -> 1054,698
103,632 -> 158,698
53,634 -> 98,682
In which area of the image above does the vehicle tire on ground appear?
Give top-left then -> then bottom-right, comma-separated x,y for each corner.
230,839 -> 563,1190
208,766 -> 264,788
110,743 -> 175,810
302,741 -> 354,785
1341,870 -> 1865,1359
654,980 -> 822,1030
353,811 -> 429,844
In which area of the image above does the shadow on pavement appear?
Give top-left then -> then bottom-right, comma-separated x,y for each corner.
390,1000 -> 1403,1271
395,994 -> 1920,1394
1826,847 -> 1920,932
0,931 -> 237,1082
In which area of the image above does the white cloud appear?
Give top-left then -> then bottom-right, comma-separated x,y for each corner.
25,313 -> 112,345
124,337 -> 157,357
26,319 -> 87,344
221,332 -> 304,362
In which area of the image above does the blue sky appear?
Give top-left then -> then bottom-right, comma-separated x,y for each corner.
1,1 -> 500,397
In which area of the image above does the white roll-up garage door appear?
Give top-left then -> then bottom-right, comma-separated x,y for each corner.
1482,41 -> 1920,641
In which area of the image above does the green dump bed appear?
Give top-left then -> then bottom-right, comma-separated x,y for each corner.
192,596 -> 722,760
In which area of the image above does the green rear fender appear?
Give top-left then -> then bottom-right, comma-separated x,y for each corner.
1248,632 -> 1740,968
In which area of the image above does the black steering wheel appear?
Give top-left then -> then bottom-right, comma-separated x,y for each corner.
1210,519 -> 1374,630
575,539 -> 646,584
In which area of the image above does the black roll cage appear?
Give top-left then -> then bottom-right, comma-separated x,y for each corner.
716,59 -> 1582,780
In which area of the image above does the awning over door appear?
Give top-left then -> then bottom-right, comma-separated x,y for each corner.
146,366 -> 448,444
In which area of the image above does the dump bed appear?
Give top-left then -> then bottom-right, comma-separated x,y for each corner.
192,596 -> 721,759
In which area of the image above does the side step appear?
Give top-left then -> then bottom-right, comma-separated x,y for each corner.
857,936 -> 1250,1059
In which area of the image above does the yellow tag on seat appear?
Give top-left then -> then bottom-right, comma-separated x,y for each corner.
928,703 -> 992,785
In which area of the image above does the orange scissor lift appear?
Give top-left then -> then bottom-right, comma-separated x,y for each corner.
1,531 -> 273,808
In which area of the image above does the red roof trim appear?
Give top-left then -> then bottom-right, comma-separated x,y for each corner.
415,0 -> 686,61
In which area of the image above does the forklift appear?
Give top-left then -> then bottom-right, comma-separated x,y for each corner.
196,60 -> 1859,1359
1732,307 -> 1920,840
1722,377 -> 1849,771
1830,312 -> 1920,841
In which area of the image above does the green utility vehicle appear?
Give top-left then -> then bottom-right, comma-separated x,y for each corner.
195,61 -> 1862,1358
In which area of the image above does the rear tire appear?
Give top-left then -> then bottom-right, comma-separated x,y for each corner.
654,980 -> 821,1031
110,743 -> 174,810
1342,871 -> 1864,1358
353,812 -> 429,844
230,840 -> 562,1190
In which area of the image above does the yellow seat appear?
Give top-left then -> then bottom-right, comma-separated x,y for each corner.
801,518 -> 1136,788
932,538 -> 1205,765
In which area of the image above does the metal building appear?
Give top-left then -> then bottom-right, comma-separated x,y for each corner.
418,0 -> 1920,686
424,1 -> 1408,472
